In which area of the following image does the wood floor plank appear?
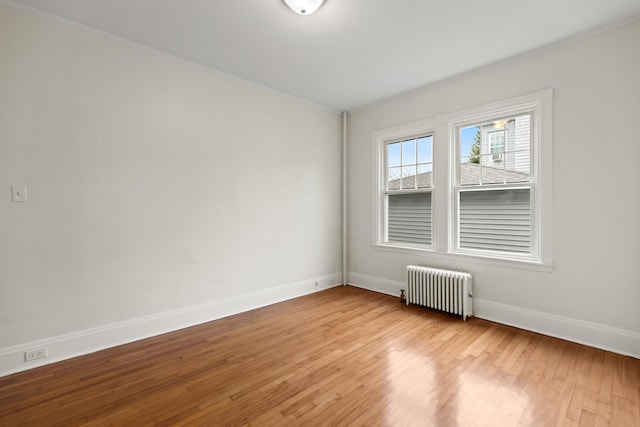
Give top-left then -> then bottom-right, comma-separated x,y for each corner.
1,286 -> 638,426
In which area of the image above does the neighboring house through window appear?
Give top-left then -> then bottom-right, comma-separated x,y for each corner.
488,130 -> 505,161
373,89 -> 553,270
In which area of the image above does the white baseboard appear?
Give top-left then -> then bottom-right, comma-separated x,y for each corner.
347,271 -> 404,297
4,270 -> 636,377
0,273 -> 343,377
348,271 -> 639,359
474,299 -> 640,359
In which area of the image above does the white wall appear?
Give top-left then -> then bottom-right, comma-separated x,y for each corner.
347,20 -> 640,356
0,4 -> 342,374
1,4 -> 637,377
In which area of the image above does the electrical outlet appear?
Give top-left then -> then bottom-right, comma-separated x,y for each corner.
11,185 -> 28,203
315,281 -> 319,287
24,347 -> 47,362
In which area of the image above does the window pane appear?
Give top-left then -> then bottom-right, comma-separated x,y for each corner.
401,139 -> 416,164
388,167 -> 401,190
401,166 -> 416,189
481,155 -> 505,184
417,164 -> 432,188
388,142 -> 401,167
417,136 -> 432,163
388,193 -> 432,245
505,150 -> 531,182
460,114 -> 531,178
460,162 -> 480,186
511,114 -> 531,159
459,189 -> 530,254
459,113 -> 533,187
460,126 -> 480,163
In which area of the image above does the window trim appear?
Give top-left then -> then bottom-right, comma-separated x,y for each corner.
448,90 -> 552,266
372,117 -> 436,252
372,89 -> 553,272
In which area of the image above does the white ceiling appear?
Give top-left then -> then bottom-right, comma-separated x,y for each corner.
7,0 -> 640,111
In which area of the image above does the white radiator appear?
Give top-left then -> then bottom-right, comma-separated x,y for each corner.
406,265 -> 473,320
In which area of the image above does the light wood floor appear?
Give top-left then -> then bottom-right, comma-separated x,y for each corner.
1,286 -> 638,426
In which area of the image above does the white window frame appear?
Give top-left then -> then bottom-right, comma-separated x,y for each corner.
372,89 -> 553,272
372,118 -> 436,251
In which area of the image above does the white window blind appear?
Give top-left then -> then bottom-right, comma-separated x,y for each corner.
459,189 -> 530,253
388,193 -> 432,245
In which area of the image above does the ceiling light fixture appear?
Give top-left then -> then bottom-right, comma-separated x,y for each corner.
283,0 -> 326,15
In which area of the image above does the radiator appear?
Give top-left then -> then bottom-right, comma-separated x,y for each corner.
406,265 -> 473,320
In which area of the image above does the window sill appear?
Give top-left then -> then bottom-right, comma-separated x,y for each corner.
371,243 -> 554,273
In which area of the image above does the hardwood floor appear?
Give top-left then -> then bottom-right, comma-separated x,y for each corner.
1,286 -> 638,426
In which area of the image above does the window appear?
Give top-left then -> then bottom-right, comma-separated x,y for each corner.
373,119 -> 435,250
457,114 -> 533,255
386,135 -> 433,246
373,89 -> 553,270
489,130 -> 505,161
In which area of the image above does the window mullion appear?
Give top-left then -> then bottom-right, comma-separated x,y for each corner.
433,120 -> 449,253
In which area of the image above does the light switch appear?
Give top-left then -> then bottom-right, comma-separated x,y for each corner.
11,185 -> 28,203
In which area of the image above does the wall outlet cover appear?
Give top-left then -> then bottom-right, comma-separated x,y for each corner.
24,347 -> 47,362
11,185 -> 28,203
